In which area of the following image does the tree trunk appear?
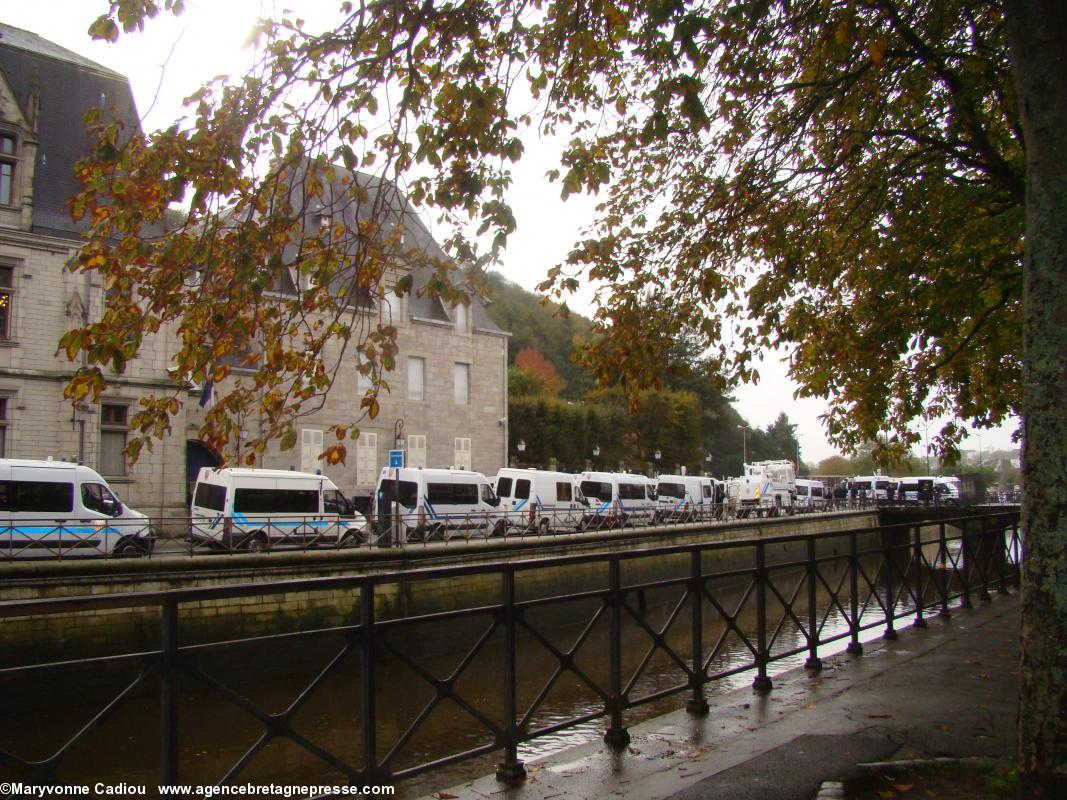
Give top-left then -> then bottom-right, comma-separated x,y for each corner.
1004,2 -> 1067,796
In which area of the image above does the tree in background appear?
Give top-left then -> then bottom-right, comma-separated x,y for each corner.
513,346 -> 566,396
482,271 -> 594,397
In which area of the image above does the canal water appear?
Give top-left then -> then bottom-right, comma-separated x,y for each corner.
0,546 -> 966,798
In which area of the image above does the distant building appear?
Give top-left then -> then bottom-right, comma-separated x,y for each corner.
0,22 -> 509,517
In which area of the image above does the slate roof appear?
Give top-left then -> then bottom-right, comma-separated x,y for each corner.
0,22 -> 140,239
276,161 -> 508,336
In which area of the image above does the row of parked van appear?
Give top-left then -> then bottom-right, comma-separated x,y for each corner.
368,466 -> 727,541
0,458 -> 965,559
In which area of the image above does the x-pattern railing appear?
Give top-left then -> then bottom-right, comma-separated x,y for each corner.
0,510 -> 1020,797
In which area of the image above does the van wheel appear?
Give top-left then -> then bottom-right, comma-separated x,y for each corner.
114,537 -> 147,557
340,530 -> 364,548
490,520 -> 507,537
244,533 -> 268,552
538,519 -> 550,535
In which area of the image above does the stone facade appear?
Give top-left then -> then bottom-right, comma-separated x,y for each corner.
0,22 -> 510,519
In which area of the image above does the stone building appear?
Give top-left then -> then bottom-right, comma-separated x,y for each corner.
0,22 -> 510,518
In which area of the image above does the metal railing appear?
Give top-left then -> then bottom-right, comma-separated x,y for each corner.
0,510 -> 1020,796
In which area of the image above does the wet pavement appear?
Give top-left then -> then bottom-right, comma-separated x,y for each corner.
417,593 -> 1020,800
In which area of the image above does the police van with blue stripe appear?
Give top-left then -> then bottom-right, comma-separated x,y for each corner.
375,466 -> 505,541
190,467 -> 364,551
0,458 -> 151,558
577,471 -> 658,529
493,468 -> 588,533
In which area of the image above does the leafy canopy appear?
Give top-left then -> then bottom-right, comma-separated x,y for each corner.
75,0 -> 1020,465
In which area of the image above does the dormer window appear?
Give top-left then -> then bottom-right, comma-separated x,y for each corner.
453,299 -> 469,334
0,134 -> 16,206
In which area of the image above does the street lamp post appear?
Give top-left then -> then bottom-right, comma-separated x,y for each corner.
737,424 -> 748,466
517,438 -> 526,466
392,418 -> 404,547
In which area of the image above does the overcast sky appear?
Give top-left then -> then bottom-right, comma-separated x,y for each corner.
2,1 -> 1021,466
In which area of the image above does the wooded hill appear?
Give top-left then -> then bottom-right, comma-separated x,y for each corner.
481,271 -> 802,478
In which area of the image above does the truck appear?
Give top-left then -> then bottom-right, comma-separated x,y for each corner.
735,460 -> 796,518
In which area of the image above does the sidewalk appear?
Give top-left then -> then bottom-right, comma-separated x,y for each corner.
420,593 -> 1020,800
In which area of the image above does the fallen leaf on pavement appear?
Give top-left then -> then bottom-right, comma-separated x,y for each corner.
892,783 -> 914,793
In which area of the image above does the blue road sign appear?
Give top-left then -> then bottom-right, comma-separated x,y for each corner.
389,449 -> 405,469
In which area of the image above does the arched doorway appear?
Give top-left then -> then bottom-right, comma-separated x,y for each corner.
185,440 -> 221,507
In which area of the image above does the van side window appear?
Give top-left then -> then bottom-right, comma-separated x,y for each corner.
453,483 -> 478,504
82,483 -> 120,516
234,488 -> 318,514
427,482 -> 453,504
194,482 -> 226,511
703,485 -> 712,499
556,482 -> 572,502
496,477 -> 513,498
6,480 -> 74,513
379,479 -> 418,507
580,481 -> 611,501
515,479 -> 531,500
619,483 -> 644,501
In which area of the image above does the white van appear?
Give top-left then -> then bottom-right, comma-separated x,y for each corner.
934,476 -> 961,504
852,475 -> 894,502
896,476 -> 958,505
577,471 -> 658,529
492,468 -> 588,533
0,458 -> 151,558
374,467 -> 504,541
794,479 -> 827,512
655,474 -> 715,522
190,468 -> 365,551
